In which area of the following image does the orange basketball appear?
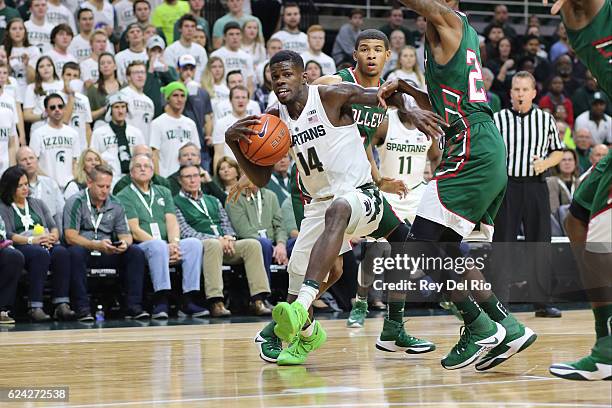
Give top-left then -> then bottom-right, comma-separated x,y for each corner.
239,114 -> 291,166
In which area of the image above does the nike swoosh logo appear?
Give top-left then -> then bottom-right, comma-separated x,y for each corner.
258,119 -> 269,138
478,339 -> 500,346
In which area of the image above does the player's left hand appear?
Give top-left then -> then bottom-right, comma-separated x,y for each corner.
377,80 -> 400,108
404,109 -> 446,140
532,155 -> 548,175
378,177 -> 409,199
225,115 -> 261,145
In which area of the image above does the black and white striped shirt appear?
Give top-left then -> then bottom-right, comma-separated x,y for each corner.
494,107 -> 564,177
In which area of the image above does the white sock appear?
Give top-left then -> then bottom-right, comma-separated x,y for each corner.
301,320 -> 316,337
296,284 -> 318,311
356,294 -> 368,303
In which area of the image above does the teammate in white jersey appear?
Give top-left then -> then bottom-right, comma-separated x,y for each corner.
375,100 -> 441,224
225,50 -> 442,365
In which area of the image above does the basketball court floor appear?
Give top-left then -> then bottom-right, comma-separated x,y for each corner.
0,309 -> 610,407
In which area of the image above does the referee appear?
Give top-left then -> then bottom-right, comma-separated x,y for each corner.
493,71 -> 564,318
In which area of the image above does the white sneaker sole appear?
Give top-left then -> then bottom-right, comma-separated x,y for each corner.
476,327 -> 537,371
375,338 -> 434,354
549,363 -> 612,381
442,322 -> 507,370
347,320 -> 364,328
254,331 -> 278,363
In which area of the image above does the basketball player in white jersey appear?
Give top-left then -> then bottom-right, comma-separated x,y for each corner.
225,50 -> 444,365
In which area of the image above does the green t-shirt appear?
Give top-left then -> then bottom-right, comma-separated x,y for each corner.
0,6 -> 20,44
12,205 -> 43,234
212,13 -> 263,40
117,183 -> 175,241
151,1 -> 190,44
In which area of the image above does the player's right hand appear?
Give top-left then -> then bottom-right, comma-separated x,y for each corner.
377,80 -> 400,108
543,0 -> 567,15
404,109 -> 446,140
225,115 -> 261,145
227,175 -> 256,203
378,177 -> 409,199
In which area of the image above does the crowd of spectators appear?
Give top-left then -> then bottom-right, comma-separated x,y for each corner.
0,0 -> 609,324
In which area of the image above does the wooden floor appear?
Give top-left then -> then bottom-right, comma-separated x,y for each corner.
0,310 -> 609,408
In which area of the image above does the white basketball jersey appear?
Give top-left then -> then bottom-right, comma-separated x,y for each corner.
379,109 -> 431,190
278,85 -> 372,199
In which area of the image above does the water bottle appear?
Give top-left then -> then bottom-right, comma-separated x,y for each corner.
95,305 -> 105,322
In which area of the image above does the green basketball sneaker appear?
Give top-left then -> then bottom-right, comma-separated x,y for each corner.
441,312 -> 506,370
273,302 -> 309,342
549,336 -> 612,381
375,318 -> 436,354
475,315 -> 537,371
254,323 -> 283,363
347,300 -> 368,328
277,321 -> 327,365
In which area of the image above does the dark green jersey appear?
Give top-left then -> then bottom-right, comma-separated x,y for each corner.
336,68 -> 386,147
565,0 -> 611,97
424,12 -> 493,127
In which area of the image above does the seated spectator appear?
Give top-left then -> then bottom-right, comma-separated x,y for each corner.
271,3 -> 308,54
143,35 -> 178,118
64,164 -> 150,320
482,67 -> 501,113
0,1 -> 19,44
255,37 -> 282,86
304,60 -> 322,85
91,93 -> 145,185
210,22 -> 256,95
549,22 -> 570,63
554,54 -> 581,98
174,164 -> 272,316
574,128 -> 594,174
588,144 -> 609,168
412,15 -> 426,48
172,0 -> 210,45
113,145 -> 171,194
4,18 -> 40,101
167,143 -> 225,202
212,85 -> 256,169
68,8 -> 114,62
0,65 -> 18,175
265,153 -> 290,206
524,25 -> 549,60
226,185 -> 288,281
80,0 -> 115,35
193,23 -> 208,50
521,34 -> 550,84
202,56 -> 230,104
574,93 -> 611,146
547,149 -> 580,216
280,193 -> 298,256
0,166 -> 75,321
0,60 -> 25,146
151,0 -> 189,44
379,6 -> 413,47
64,149 -> 104,199
386,46 -> 425,89
212,0 -> 262,50
117,153 -> 207,319
86,52 -> 121,128
332,8 -> 363,66
164,14 -> 208,82
539,75 -> 575,128
300,25 -> 336,76
0,214 -> 24,324
483,23 -> 504,64
212,70 -> 260,121
490,38 -> 516,107
25,0 -> 54,54
23,56 -> 64,132
60,62 -> 93,148
122,61 -> 155,141
241,18 -> 266,68
16,146 -> 65,226
28,93 -> 80,191
486,36 -> 515,76
484,5 -> 517,42
572,70 -> 611,117
150,82 -> 200,177
119,0 -> 166,51
253,62 -> 273,112
115,23 -> 148,85
382,29 -> 406,77
44,24 -> 77,75
553,105 -> 574,150
214,156 -> 240,199
176,55 -> 213,171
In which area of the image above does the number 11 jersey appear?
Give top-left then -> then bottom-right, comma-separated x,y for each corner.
278,85 -> 372,200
